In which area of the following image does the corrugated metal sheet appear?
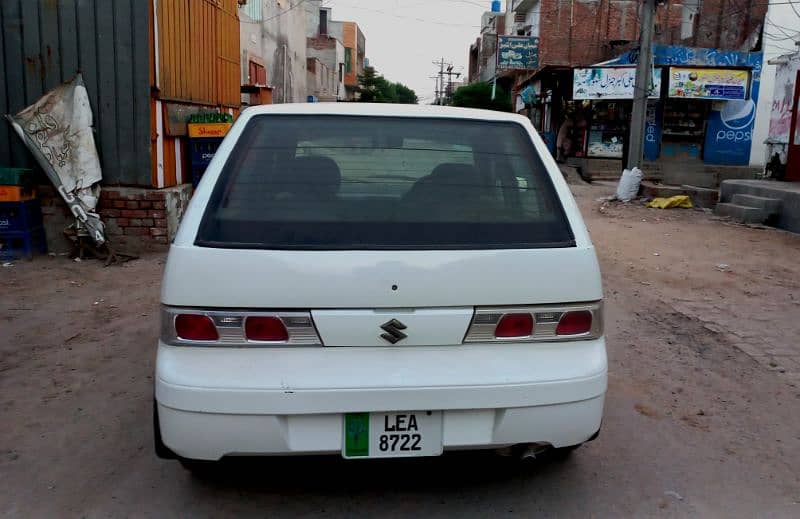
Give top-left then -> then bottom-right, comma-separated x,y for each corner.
0,0 -> 151,187
157,0 -> 240,108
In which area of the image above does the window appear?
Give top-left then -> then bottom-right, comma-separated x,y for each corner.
248,61 -> 266,86
338,63 -> 344,83
320,9 -> 328,36
345,48 -> 353,74
197,116 -> 573,250
240,0 -> 262,21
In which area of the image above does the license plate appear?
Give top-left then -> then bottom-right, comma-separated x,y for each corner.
343,411 -> 443,458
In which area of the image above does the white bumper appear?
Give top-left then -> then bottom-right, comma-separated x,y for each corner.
156,340 -> 607,460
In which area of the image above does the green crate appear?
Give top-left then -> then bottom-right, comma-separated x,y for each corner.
0,168 -> 35,187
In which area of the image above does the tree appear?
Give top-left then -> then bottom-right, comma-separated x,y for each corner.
451,82 -> 512,112
357,66 -> 418,104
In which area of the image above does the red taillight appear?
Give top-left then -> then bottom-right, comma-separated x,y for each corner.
495,313 -> 534,338
174,314 -> 219,341
556,310 -> 593,335
245,316 -> 289,342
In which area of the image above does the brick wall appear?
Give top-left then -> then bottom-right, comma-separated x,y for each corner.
38,185 -> 192,253
98,189 -> 170,246
536,0 -> 767,68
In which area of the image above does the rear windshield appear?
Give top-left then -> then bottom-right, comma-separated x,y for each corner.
196,115 -> 574,250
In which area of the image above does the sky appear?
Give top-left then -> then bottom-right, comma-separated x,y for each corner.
323,0 -> 499,103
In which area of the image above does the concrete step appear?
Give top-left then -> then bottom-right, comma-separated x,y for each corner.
731,193 -> 782,214
681,184 -> 719,209
715,202 -> 768,224
639,181 -> 687,199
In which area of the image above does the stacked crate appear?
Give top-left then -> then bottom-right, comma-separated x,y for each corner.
0,168 -> 46,260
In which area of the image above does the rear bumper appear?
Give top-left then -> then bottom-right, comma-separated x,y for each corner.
155,339 -> 607,460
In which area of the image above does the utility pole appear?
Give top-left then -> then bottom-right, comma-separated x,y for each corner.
627,0 -> 656,170
432,58 -> 450,105
444,65 -> 461,105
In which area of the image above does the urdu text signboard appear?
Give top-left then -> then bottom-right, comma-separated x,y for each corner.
497,36 -> 540,70
573,67 -> 662,100
667,67 -> 749,100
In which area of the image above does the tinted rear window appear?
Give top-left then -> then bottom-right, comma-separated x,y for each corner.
196,115 -> 574,250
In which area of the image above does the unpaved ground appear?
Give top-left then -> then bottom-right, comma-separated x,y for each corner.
1,182 -> 799,518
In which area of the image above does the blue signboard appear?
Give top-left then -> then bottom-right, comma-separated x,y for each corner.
644,100 -> 662,162
497,36 -> 540,70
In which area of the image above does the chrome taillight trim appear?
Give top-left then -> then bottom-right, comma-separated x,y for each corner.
161,306 -> 323,346
463,302 -> 603,343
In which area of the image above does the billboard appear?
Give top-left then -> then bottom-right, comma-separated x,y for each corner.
668,67 -> 749,100
573,67 -> 662,100
497,36 -> 539,70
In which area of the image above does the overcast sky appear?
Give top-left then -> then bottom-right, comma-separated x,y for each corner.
324,0 -> 499,103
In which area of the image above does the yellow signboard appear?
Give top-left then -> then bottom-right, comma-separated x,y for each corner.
188,122 -> 232,138
668,67 -> 749,100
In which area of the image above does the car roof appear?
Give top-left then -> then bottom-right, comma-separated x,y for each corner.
240,102 -> 530,123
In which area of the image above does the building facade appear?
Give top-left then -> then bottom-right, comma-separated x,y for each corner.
328,20 -> 366,100
469,0 -> 770,174
239,0 -> 312,104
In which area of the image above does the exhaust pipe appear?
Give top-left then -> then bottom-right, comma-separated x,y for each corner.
518,443 -> 552,461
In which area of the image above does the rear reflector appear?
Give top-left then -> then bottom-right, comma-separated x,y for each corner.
495,313 -> 534,338
245,316 -> 289,342
174,314 -> 219,341
556,310 -> 593,336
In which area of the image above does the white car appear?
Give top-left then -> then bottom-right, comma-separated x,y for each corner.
154,103 -> 606,471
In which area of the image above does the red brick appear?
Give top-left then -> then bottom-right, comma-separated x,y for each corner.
116,218 -> 130,226
124,227 -> 149,236
146,191 -> 165,201
151,201 -> 166,210
141,218 -> 154,227
129,218 -> 143,227
121,209 -> 147,218
148,210 -> 166,219
113,200 -> 126,209
150,227 -> 168,236
153,236 -> 169,244
154,218 -> 168,228
139,201 -> 151,209
125,193 -> 144,201
125,201 -> 139,209
103,190 -> 121,200
102,209 -> 121,218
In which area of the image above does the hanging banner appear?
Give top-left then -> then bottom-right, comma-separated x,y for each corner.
668,67 -> 749,100
573,67 -> 661,100
497,36 -> 539,70
5,74 -> 105,245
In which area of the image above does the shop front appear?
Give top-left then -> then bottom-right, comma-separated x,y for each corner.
615,45 -> 763,167
564,46 -> 762,179
567,66 -> 661,174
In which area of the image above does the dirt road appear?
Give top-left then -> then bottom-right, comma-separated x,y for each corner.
2,183 -> 799,517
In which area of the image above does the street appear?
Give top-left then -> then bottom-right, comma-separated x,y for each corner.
2,181 -> 799,518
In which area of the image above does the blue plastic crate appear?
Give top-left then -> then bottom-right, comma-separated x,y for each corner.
189,138 -> 224,169
0,199 -> 43,233
0,227 -> 47,260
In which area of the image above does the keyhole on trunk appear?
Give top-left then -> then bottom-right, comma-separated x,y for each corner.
391,284 -> 398,291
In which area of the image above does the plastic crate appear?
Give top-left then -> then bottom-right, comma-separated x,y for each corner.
0,227 -> 47,260
0,200 -> 44,233
0,185 -> 36,202
0,167 -> 35,187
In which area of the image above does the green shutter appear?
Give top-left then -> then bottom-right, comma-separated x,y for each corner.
345,48 -> 353,74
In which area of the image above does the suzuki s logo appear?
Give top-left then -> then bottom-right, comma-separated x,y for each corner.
380,319 -> 408,344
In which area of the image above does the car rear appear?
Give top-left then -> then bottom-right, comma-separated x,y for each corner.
155,104 -> 605,463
